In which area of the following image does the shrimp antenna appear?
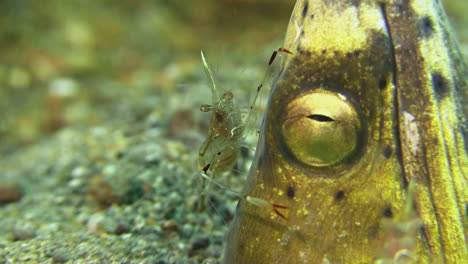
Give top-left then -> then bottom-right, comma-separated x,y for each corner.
200,171 -> 242,197
200,50 -> 219,101
243,48 -> 293,130
200,171 -> 289,220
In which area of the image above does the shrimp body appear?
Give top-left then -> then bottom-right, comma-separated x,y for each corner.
197,49 -> 293,217
198,91 -> 242,176
197,48 -> 292,178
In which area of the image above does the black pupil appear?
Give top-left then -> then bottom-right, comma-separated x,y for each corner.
307,114 -> 334,122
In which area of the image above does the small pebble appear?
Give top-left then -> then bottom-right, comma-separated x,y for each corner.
88,213 -> 126,235
87,213 -> 106,234
114,220 -> 131,235
0,184 -> 23,205
50,248 -> 73,263
189,237 -> 210,256
12,223 -> 36,241
161,220 -> 179,233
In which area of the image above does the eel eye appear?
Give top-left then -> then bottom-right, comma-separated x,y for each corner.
281,91 -> 361,167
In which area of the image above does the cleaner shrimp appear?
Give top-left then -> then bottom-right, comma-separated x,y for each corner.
197,48 -> 292,220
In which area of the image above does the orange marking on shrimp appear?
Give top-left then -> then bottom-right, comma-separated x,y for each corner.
197,49 -> 293,219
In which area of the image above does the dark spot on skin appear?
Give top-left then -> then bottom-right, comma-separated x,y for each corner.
383,207 -> 393,218
287,186 -> 295,198
420,16 -> 435,38
431,72 -> 449,99
297,46 -> 311,57
302,1 -> 309,19
297,46 -> 304,54
378,78 -> 387,90
335,190 -> 345,201
383,146 -> 392,158
420,226 -> 429,244
239,242 -> 245,251
298,49 -> 311,57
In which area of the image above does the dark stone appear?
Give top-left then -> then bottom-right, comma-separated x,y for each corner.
189,237 -> 210,256
0,184 -> 23,205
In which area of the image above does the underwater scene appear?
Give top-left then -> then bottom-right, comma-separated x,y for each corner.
0,0 -> 467,263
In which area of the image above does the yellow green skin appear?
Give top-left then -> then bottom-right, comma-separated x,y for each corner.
224,0 -> 467,263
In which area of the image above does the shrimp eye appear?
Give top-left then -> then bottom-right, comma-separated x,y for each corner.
281,91 -> 362,167
200,104 -> 212,112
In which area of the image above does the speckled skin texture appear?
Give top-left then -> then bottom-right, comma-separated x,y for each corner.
224,0 -> 467,263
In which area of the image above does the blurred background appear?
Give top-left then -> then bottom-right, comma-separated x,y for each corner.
0,1 -> 297,263
0,0 -> 466,152
0,0 -> 466,263
0,0 -> 296,152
